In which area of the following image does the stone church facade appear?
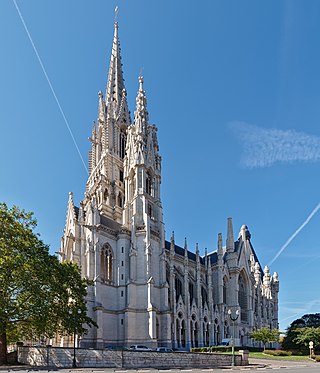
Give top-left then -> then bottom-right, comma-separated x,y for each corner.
60,20 -> 279,349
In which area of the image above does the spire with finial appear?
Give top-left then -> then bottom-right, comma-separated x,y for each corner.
67,191 -> 77,222
226,217 -> 235,252
218,233 -> 223,256
88,121 -> 97,173
134,76 -> 149,134
170,231 -> 175,253
205,247 -> 208,267
196,243 -> 200,266
184,237 -> 188,258
104,14 -> 131,126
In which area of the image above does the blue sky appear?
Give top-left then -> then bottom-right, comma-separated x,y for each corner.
1,0 -> 320,332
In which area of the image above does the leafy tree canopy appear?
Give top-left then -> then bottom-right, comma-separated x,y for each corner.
293,327 -> 320,349
249,328 -> 280,350
282,314 -> 320,351
0,203 -> 95,364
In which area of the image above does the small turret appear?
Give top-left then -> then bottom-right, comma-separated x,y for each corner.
134,76 -> 149,136
218,233 -> 223,254
170,231 -> 175,253
250,253 -> 255,273
254,262 -> 261,284
239,224 -> 251,241
184,237 -> 188,260
196,244 -> 200,275
226,217 -> 235,252
272,271 -> 279,292
263,266 -> 272,299
205,247 -> 208,267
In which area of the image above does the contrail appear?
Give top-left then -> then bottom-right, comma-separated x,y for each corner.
279,299 -> 320,325
12,0 -> 88,175
268,202 -> 320,266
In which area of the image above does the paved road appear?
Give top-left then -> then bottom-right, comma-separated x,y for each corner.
0,359 -> 318,373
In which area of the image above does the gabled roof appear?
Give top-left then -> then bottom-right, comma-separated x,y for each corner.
236,238 -> 264,275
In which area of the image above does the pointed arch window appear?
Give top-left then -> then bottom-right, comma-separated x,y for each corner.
201,286 -> 208,307
104,189 -> 109,203
238,272 -> 248,322
100,245 -> 113,283
146,171 -> 153,196
117,192 -> 124,208
175,277 -> 183,302
119,129 -> 126,159
223,276 -> 228,304
147,201 -> 153,218
189,283 -> 194,303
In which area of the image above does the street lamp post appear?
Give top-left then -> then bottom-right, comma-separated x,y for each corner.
69,309 -> 81,368
228,309 -> 240,367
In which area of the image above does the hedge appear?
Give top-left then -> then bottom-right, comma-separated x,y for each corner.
191,346 -> 264,353
264,350 -> 292,356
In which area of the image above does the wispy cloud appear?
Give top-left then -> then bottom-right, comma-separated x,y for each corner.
230,121 -> 320,168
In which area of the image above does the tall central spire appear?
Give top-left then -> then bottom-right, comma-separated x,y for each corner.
104,20 -> 131,127
86,17 -> 131,223
105,21 -> 124,105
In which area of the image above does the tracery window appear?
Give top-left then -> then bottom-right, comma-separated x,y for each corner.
119,130 -> 126,159
175,277 -> 183,302
201,286 -> 208,307
147,201 -> 153,218
238,272 -> 248,322
146,171 -> 153,196
189,283 -> 194,303
100,245 -> 113,283
223,276 -> 228,304
104,189 -> 108,203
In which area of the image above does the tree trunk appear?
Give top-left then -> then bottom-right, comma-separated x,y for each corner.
0,332 -> 8,365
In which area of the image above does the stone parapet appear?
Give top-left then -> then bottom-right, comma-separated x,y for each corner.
17,346 -> 247,368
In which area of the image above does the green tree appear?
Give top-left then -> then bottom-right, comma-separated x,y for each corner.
0,203 -> 95,364
282,314 -> 320,351
293,327 -> 320,350
249,328 -> 280,351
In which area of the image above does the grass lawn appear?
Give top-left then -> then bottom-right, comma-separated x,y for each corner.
249,352 -> 311,361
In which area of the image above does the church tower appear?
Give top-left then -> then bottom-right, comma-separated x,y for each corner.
60,17 -> 170,349
85,20 -> 131,223
121,76 -> 169,346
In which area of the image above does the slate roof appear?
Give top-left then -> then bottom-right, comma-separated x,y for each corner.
74,206 -> 79,219
100,214 -> 122,231
74,206 -> 121,232
165,238 -> 262,273
165,240 -> 214,265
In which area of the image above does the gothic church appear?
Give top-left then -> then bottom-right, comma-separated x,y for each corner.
60,19 -> 279,349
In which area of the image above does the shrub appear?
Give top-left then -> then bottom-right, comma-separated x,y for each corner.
192,347 -> 209,353
192,346 -> 264,354
264,349 -> 292,356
